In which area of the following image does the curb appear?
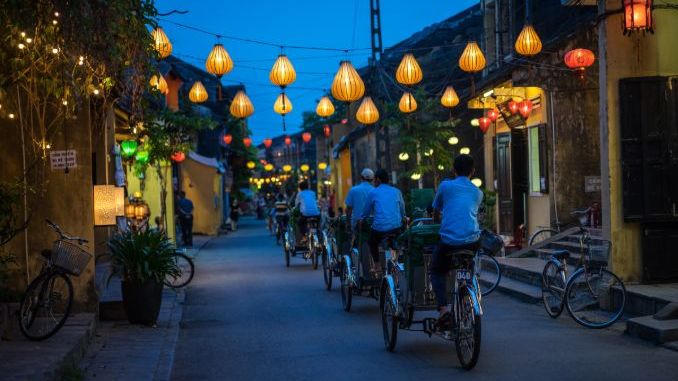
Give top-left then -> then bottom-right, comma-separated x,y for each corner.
153,289 -> 185,381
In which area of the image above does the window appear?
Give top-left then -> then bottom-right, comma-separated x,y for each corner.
528,125 -> 549,194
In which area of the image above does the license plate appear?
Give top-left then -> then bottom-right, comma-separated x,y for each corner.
456,270 -> 472,281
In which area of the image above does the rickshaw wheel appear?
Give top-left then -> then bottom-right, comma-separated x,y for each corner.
322,250 -> 332,290
380,281 -> 398,352
340,260 -> 352,312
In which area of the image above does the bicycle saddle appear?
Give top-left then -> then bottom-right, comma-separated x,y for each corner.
551,250 -> 570,260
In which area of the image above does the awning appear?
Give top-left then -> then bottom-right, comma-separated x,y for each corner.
188,151 -> 225,173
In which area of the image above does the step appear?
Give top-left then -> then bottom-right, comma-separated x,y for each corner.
624,283 -> 678,316
482,276 -> 542,304
626,315 -> 678,344
495,257 -> 546,287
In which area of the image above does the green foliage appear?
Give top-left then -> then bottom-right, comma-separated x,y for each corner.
224,118 -> 257,196
480,189 -> 497,231
106,230 -> 179,284
0,252 -> 20,302
0,182 -> 30,247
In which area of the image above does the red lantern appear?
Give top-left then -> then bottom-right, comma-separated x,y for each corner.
564,48 -> 595,80
486,109 -> 499,122
263,138 -> 272,148
284,136 -> 292,146
518,100 -> 533,119
243,137 -> 252,148
508,100 -> 519,115
623,0 -> 653,34
302,132 -> 312,143
171,151 -> 186,163
323,124 -> 331,138
478,117 -> 491,133
223,134 -> 232,145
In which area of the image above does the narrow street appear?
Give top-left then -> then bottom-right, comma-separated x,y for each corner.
172,218 -> 678,381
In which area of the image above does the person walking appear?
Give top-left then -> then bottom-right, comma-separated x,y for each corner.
177,191 -> 194,247
230,198 -> 241,232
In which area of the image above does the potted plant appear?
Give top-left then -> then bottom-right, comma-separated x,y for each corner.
0,253 -> 21,340
107,230 -> 179,325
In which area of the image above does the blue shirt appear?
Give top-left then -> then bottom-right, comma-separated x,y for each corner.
361,184 -> 405,232
345,181 -> 373,228
177,198 -> 194,216
296,190 -> 320,216
432,177 -> 483,245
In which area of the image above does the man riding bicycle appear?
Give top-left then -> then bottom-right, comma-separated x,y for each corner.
359,169 -> 405,274
430,154 -> 483,322
345,168 -> 374,245
295,181 -> 320,243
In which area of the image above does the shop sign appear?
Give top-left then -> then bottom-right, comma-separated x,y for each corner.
50,150 -> 77,170
585,176 -> 601,192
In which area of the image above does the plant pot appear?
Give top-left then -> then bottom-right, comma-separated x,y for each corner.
121,279 -> 163,325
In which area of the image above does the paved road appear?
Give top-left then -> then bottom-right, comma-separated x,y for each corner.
172,218 -> 678,381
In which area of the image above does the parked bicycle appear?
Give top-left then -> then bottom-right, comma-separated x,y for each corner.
541,209 -> 626,328
164,249 -> 195,288
528,205 -> 600,246
19,219 -> 92,341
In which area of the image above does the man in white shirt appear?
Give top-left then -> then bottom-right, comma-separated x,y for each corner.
345,168 -> 374,238
295,181 -> 320,239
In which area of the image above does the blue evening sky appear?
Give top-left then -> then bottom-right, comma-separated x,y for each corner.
157,0 -> 478,143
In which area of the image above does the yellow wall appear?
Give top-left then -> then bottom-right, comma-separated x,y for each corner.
179,158 -> 223,235
602,2 -> 678,281
337,149 -> 353,208
126,163 -> 176,243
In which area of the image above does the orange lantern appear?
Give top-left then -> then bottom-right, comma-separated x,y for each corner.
205,44 -> 234,78
188,81 -> 208,103
331,61 -> 365,103
395,53 -> 423,86
514,25 -> 542,57
316,96 -> 335,118
486,109 -> 499,122
171,151 -> 186,163
264,138 -> 273,148
323,124 -> 331,138
223,134 -> 232,145
623,0 -> 653,34
284,136 -> 292,146
149,74 -> 168,95
458,42 -> 486,73
564,48 -> 595,80
441,86 -> 460,108
229,90 -> 254,119
478,117 -> 491,133
518,100 -> 533,119
302,132 -> 312,143
508,100 -> 519,115
269,54 -> 296,88
151,27 -> 172,59
243,137 -> 252,148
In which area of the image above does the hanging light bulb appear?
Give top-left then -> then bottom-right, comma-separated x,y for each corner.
410,173 -> 422,181
331,61 -> 365,102
149,74 -> 168,95
316,96 -> 335,117
471,178 -> 483,187
269,54 -> 296,88
395,53 -> 423,86
356,96 -> 379,125
205,44 -> 234,78
441,86 -> 460,108
273,93 -> 293,115
230,90 -> 254,118
300,164 -> 310,172
318,162 -> 328,170
246,161 -> 256,169
151,27 -> 172,59
515,25 -> 542,57
438,164 -> 445,171
398,152 -> 410,161
459,147 -> 471,155
399,92 -> 418,113
283,164 -> 292,172
448,136 -> 459,145
264,163 -> 274,171
188,81 -> 208,103
458,42 -> 486,73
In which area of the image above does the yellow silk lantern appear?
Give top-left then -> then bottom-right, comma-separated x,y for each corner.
318,162 -> 328,170
230,90 -> 254,118
395,53 -> 423,86
283,164 -> 292,172
399,92 -> 417,113
441,86 -> 459,108
331,61 -> 365,102
356,96 -> 379,125
300,164 -> 310,172
205,44 -> 234,78
515,25 -> 542,57
188,81 -> 208,103
458,42 -> 486,73
273,93 -> 293,115
246,161 -> 256,169
264,163 -> 274,171
151,27 -> 172,59
269,54 -> 296,88
316,96 -> 335,117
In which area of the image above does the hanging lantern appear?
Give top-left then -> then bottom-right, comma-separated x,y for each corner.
564,48 -> 595,80
395,53 -> 423,86
508,100 -> 519,115
120,140 -> 138,159
205,44 -> 234,78
243,137 -> 252,148
399,92 -> 418,114
246,161 -> 256,169
316,96 -> 335,118
410,173 -> 422,181
283,164 -> 292,172
441,86 -> 460,108
273,93 -> 293,115
331,61 -> 365,102
471,178 -> 483,188
487,109 -> 499,122
229,90 -> 255,118
223,134 -> 232,145
518,99 -> 533,119
356,96 -> 379,125
264,138 -> 273,148
623,0 -> 653,34
151,27 -> 172,59
302,132 -> 312,143
300,164 -> 310,172
188,81 -> 208,103
398,152 -> 410,161
171,151 -> 186,163
437,165 -> 445,171
478,117 -> 491,133
264,163 -> 274,171
514,25 -> 543,57
458,42 -> 486,73
149,74 -> 168,95
459,147 -> 471,155
318,162 -> 328,170
448,136 -> 459,145
323,124 -> 331,138
269,54 -> 297,88
135,148 -> 149,165
284,136 -> 292,146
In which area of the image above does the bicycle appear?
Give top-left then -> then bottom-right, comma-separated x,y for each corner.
541,210 -> 626,329
528,207 -> 598,246
18,219 -> 92,341
164,249 -> 195,288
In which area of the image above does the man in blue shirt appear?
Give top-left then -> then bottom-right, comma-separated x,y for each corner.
430,154 -> 483,320
345,168 -> 374,233
177,191 -> 195,247
295,181 -> 320,239
360,169 -> 405,273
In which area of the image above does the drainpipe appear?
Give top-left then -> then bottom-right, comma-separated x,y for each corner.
549,90 -> 559,226
597,0 -> 611,241
495,0 -> 502,70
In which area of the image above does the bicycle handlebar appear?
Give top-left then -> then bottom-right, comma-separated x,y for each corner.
45,219 -> 89,244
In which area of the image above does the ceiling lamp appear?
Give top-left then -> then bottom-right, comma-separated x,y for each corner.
273,93 -> 293,115
121,140 -> 138,159
300,164 -> 310,172
151,27 -> 172,59
398,152 -> 410,161
487,108 -> 499,122
331,61 -> 365,103
135,148 -> 149,165
518,99 -> 533,119
284,136 -> 291,146
399,92 -> 418,114
264,163 -> 274,171
471,178 -> 483,187
624,0 -> 653,34
316,96 -> 335,118
188,81 -> 208,103
205,43 -> 233,78
448,136 -> 459,145
459,147 -> 471,155
564,48 -> 595,80
508,100 -> 519,115
283,164 -> 292,172
149,74 -> 168,95
395,53 -> 423,86
243,137 -> 252,148
302,132 -> 312,143
246,161 -> 256,169
264,138 -> 273,148
171,151 -> 186,163
269,54 -> 296,88
478,117 -> 491,133
515,25 -> 542,57
410,173 -> 422,181
230,90 -> 254,118
223,134 -> 232,145
318,162 -> 328,170
458,42 -> 486,73
356,96 -> 379,125
323,125 -> 331,138
441,86 -> 460,108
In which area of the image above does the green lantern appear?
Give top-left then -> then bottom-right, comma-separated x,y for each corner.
135,148 -> 149,165
121,140 -> 138,159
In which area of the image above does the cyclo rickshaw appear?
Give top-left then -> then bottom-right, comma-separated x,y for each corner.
321,215 -> 351,290
379,223 -> 500,370
283,208 -> 323,269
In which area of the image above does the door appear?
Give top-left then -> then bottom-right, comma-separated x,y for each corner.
496,133 -> 513,235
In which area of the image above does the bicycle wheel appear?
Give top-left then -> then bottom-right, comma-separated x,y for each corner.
340,259 -> 352,312
380,281 -> 398,352
455,287 -> 481,370
529,228 -> 559,247
476,253 -> 501,296
541,261 -> 566,318
19,271 -> 73,341
565,267 -> 626,329
164,253 -> 195,288
322,248 -> 332,290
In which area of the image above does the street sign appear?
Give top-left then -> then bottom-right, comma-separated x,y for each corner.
585,176 -> 601,192
50,150 -> 77,170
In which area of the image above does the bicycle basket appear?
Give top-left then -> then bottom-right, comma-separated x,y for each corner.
588,239 -> 612,265
51,240 -> 92,276
480,229 -> 504,256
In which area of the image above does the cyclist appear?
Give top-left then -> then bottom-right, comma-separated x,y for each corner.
430,154 -> 483,323
345,168 -> 374,244
295,181 -> 320,243
274,193 -> 290,238
359,169 -> 405,274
